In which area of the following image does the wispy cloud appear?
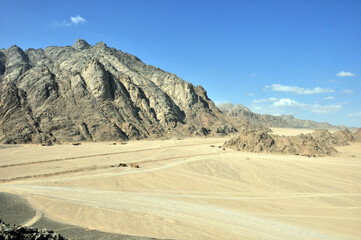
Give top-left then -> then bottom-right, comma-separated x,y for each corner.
310,104 -> 342,114
253,97 -> 278,103
343,89 -> 353,93
250,73 -> 257,77
53,15 -> 87,27
53,20 -> 72,27
324,96 -> 335,100
247,93 -> 255,96
250,97 -> 342,115
71,15 -> 87,24
348,111 -> 361,117
265,84 -> 335,95
337,71 -> 355,77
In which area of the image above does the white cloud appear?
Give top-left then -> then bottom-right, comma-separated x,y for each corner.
343,89 -> 353,93
267,84 -> 335,95
53,15 -> 87,27
348,112 -> 361,117
253,97 -> 278,103
273,98 -> 299,107
250,73 -> 257,77
250,97 -> 342,115
71,15 -> 87,24
247,93 -> 255,96
337,71 -> 355,77
323,96 -> 335,100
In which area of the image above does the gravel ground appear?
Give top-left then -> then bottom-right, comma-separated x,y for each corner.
0,192 -> 36,225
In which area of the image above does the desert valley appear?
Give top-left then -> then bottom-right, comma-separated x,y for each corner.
0,128 -> 361,240
0,40 -> 360,240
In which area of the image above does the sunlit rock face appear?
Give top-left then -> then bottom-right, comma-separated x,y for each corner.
0,40 -> 236,144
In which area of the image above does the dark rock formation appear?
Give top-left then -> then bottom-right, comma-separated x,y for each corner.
0,40 -> 236,144
0,219 -> 66,240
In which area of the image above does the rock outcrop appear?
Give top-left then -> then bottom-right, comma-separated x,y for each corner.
0,219 -> 66,240
310,129 -> 353,146
224,129 -> 338,157
218,103 -> 336,129
331,128 -> 355,143
0,40 -> 237,144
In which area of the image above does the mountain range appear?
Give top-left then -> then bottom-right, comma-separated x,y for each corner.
217,102 -> 343,130
0,40 -> 346,144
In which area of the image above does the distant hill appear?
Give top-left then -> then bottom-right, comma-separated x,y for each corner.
223,127 -> 360,157
218,103 -> 337,129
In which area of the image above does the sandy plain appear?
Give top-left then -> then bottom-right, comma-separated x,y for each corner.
0,128 -> 360,240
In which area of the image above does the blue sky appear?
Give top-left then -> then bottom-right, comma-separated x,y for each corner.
1,0 -> 360,126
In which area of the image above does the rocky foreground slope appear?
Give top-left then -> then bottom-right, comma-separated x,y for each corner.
218,103 -> 337,129
0,40 -> 237,144
0,219 -> 66,240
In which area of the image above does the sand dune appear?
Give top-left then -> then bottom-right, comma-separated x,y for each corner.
0,135 -> 360,240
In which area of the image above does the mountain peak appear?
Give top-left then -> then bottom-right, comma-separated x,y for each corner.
94,41 -> 107,48
72,39 -> 91,50
6,45 -> 23,52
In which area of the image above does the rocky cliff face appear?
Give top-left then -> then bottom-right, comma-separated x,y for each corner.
218,103 -> 336,129
0,40 -> 236,144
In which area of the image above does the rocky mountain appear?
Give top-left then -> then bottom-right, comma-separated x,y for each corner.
218,103 -> 336,129
0,39 -> 237,144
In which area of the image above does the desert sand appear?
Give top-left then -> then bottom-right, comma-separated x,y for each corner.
0,130 -> 360,240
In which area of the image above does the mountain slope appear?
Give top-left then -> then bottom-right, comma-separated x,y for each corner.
0,40 -> 236,144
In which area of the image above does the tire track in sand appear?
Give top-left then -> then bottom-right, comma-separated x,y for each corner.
0,152 -> 220,183
22,210 -> 42,227
0,142 -> 214,169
